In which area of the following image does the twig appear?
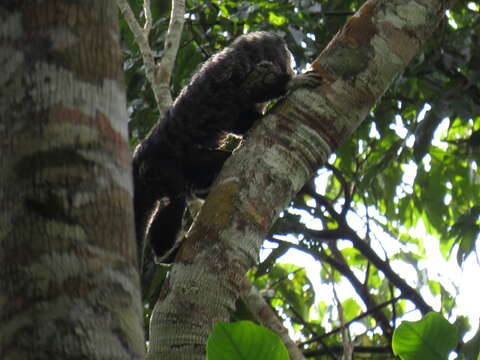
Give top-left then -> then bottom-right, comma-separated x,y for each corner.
304,345 -> 391,357
301,296 -> 402,346
143,0 -> 152,33
330,270 -> 354,360
156,0 -> 185,110
116,0 -> 160,109
117,0 -> 186,112
240,277 -> 306,360
268,238 -> 394,337
300,191 -> 433,315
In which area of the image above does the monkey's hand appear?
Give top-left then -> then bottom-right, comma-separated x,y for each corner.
287,71 -> 323,92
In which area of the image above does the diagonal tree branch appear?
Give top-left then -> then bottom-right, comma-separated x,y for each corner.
305,227 -> 433,315
239,277 -> 307,360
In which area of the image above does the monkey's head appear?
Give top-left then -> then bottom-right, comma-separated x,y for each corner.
232,31 -> 295,78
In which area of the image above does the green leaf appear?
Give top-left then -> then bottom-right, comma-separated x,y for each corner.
427,280 -> 441,296
392,312 -> 458,360
272,264 -> 314,320
341,298 -> 362,320
207,321 -> 289,360
459,325 -> 480,360
268,12 -> 287,26
413,106 -> 443,162
451,206 -> 480,265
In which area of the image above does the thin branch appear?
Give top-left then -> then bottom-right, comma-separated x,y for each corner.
240,277 -> 306,360
286,306 -> 338,360
269,268 -> 304,291
116,0 -> 159,108
301,296 -> 403,346
330,268 -> 354,360
156,0 -> 185,110
343,228 -> 433,315
143,0 -> 152,32
268,238 -> 393,338
301,179 -> 433,316
117,0 -> 186,112
304,345 -> 391,357
305,226 -> 433,315
280,184 -> 432,317
322,243 -> 394,338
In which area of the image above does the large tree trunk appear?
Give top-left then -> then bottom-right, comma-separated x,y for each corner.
0,1 -> 144,359
147,0 -> 458,358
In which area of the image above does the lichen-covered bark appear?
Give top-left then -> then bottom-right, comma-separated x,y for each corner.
0,1 -> 144,359
147,0 -> 457,358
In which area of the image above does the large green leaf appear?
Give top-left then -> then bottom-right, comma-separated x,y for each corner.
207,321 -> 289,360
392,312 -> 458,360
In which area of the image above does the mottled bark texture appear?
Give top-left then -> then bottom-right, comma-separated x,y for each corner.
147,0 -> 456,359
0,1 -> 144,359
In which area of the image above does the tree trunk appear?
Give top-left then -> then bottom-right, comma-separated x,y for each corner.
0,1 -> 144,359
147,0 -> 458,358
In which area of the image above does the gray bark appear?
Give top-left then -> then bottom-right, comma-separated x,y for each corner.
0,1 -> 145,359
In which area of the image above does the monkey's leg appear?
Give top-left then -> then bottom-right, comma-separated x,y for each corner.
133,181 -> 156,267
147,195 -> 187,262
184,147 -> 232,197
226,107 -> 263,135
136,155 -> 186,264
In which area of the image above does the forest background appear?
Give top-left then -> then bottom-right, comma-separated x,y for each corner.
1,0 -> 479,359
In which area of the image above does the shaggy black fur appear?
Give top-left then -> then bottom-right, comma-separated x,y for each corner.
133,31 -> 295,265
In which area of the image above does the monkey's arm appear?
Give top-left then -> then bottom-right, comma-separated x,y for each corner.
242,63 -> 322,103
287,71 -> 323,91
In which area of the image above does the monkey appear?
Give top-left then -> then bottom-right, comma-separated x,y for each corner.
132,31 -> 316,267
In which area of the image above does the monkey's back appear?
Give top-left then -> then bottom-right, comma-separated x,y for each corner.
164,31 -> 292,149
